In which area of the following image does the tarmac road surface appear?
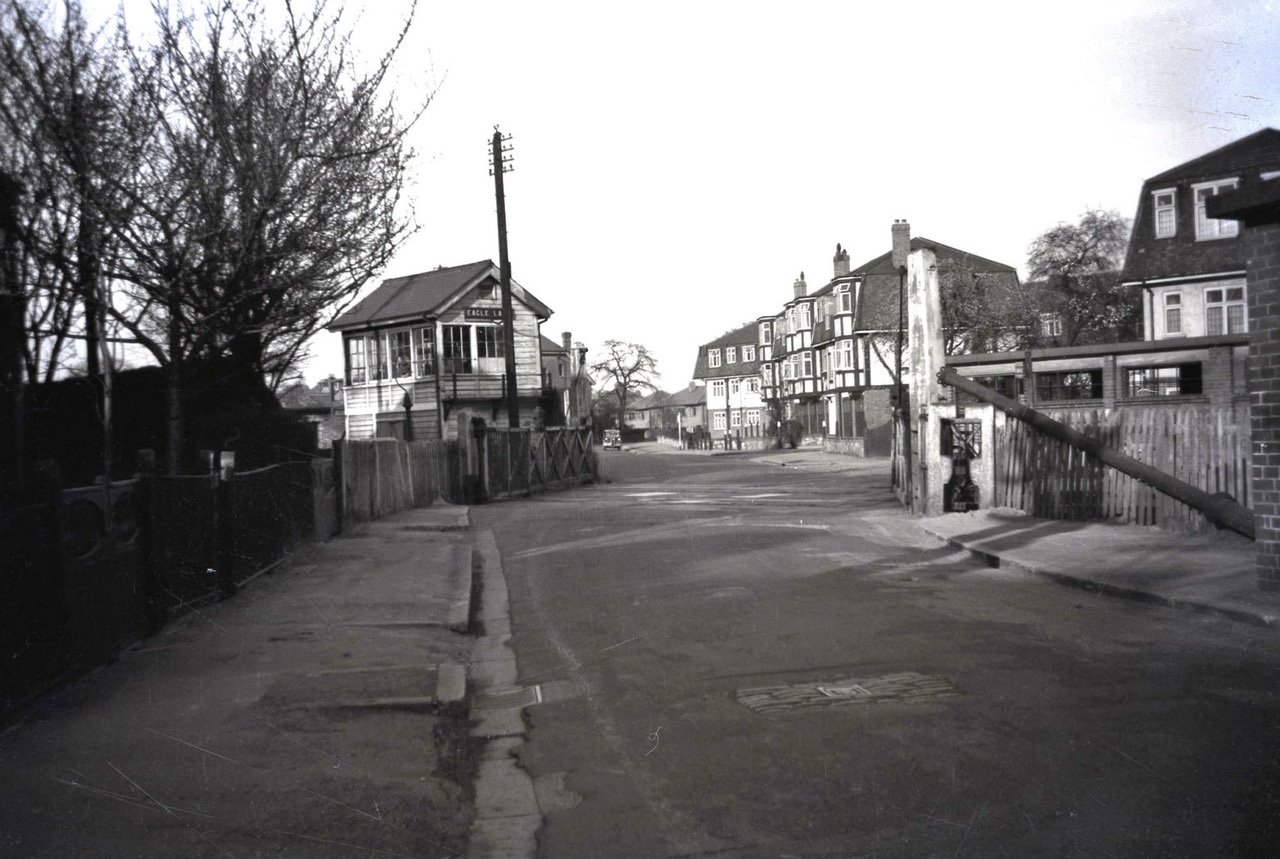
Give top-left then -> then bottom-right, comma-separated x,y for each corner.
473,448 -> 1280,857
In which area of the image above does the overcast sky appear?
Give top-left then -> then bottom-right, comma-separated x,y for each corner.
118,1 -> 1280,391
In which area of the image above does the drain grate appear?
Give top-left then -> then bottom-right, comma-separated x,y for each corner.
736,671 -> 960,714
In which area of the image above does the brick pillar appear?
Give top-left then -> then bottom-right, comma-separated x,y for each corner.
1246,222 -> 1280,590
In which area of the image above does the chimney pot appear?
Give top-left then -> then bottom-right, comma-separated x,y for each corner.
793,271 -> 807,299
833,242 -> 851,278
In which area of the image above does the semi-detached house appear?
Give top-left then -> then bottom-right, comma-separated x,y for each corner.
692,323 -> 766,436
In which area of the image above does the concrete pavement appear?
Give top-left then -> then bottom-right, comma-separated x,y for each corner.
629,440 -> 1280,629
0,503 -> 479,857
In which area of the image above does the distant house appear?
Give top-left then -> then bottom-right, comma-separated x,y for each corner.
328,260 -> 552,440
692,322 -> 765,436
277,378 -> 344,449
624,390 -> 668,431
540,333 -> 592,427
666,383 -> 707,432
1121,128 -> 1280,340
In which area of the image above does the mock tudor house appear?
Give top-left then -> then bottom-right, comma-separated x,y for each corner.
1122,128 -> 1280,341
329,260 -> 552,440
692,322 -> 766,436
759,222 -> 1020,454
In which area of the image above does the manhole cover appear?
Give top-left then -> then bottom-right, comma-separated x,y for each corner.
736,671 -> 960,714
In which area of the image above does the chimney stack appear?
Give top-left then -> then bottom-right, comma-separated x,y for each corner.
891,220 -> 910,270
833,243 -> 850,278
562,331 -> 572,351
793,271 -> 807,299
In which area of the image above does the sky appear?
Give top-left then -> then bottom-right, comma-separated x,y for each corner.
110,1 -> 1280,392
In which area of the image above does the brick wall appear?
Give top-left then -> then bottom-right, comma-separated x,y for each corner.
1247,222 -> 1280,589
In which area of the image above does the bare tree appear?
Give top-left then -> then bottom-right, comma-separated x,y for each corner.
589,340 -> 658,431
2,0 -> 426,470
0,0 -> 134,383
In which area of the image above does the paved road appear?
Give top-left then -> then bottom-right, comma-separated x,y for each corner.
473,451 -> 1280,857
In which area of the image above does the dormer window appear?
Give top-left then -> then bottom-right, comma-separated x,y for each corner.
708,348 -> 722,368
743,345 -> 755,362
837,285 -> 852,314
799,303 -> 812,329
1152,188 -> 1176,238
1193,179 -> 1240,240
726,346 -> 737,364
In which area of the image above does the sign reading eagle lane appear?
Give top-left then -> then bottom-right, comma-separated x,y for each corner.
465,307 -> 503,320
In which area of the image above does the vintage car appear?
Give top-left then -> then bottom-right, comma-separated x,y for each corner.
603,429 -> 622,450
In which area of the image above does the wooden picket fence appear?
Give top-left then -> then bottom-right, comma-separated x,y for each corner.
994,406 -> 1248,532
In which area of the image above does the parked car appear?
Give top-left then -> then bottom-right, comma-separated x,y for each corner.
603,429 -> 622,450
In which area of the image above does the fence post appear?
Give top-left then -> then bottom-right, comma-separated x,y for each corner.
331,439 -> 345,535
135,449 -> 165,636
215,451 -> 237,599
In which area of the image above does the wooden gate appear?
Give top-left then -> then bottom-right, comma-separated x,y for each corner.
992,405 -> 1248,532
484,427 -> 596,499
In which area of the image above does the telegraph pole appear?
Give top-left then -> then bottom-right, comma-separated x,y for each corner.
490,127 -> 519,428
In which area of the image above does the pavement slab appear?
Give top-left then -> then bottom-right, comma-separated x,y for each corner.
0,504 -> 479,857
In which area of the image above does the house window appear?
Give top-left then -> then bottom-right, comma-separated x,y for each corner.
443,325 -> 473,374
1153,189 -> 1176,238
389,330 -> 414,378
838,286 -> 852,314
1041,315 -> 1063,338
726,346 -> 737,364
710,380 -> 726,399
977,375 -> 1020,400
713,412 -> 726,431
747,409 -> 760,426
836,340 -> 854,370
708,348 -> 722,368
415,327 -> 435,376
799,304 -> 812,329
366,334 -> 385,381
1205,285 -> 1247,335
477,326 -> 505,358
1193,179 -> 1240,240
1164,293 -> 1182,335
1035,369 -> 1103,402
346,336 -> 368,385
748,378 -> 760,394
743,345 -> 755,362
760,324 -> 772,345
801,351 -> 813,378
731,411 -> 742,427
1126,363 -> 1203,398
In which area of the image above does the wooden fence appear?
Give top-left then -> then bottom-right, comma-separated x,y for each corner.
339,438 -> 461,523
994,405 -> 1248,532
